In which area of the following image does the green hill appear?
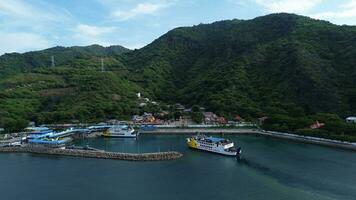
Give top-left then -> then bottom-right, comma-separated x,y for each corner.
1,13 -> 356,139
0,44 -> 130,78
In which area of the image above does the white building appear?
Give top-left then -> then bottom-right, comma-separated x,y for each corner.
346,117 -> 356,123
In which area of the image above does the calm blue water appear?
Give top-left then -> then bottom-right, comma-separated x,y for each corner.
1,134 -> 356,200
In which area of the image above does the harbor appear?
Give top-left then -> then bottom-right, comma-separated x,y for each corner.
1,134 -> 356,200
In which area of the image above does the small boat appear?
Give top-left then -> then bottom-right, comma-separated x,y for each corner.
186,134 -> 241,156
102,125 -> 138,138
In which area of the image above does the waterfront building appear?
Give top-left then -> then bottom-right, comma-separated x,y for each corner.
346,116 -> 356,123
203,112 -> 217,124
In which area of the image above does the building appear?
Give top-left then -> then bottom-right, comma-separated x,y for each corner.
139,102 -> 147,107
175,103 -> 185,111
310,121 -> 325,129
0,128 -> 4,132
183,108 -> 192,113
217,117 -> 227,124
132,115 -> 143,122
346,117 -> 356,123
203,112 -> 217,124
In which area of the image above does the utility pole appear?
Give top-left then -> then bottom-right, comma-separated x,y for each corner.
101,57 -> 105,72
51,56 -> 55,67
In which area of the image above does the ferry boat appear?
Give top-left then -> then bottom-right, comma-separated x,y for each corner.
25,127 -> 54,140
102,125 -> 138,138
28,137 -> 72,148
186,135 -> 241,156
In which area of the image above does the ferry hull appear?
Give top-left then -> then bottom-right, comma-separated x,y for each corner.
188,145 -> 241,156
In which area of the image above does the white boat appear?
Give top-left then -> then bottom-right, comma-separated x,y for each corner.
186,135 -> 241,156
102,125 -> 138,138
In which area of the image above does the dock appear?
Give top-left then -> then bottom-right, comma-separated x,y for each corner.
139,128 -> 261,134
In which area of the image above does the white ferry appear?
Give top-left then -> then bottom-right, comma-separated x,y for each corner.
102,125 -> 138,138
186,135 -> 241,156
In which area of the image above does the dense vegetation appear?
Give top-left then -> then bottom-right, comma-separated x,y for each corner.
0,13 -> 356,140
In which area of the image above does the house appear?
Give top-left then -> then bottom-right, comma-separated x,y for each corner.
310,121 -> 325,129
346,116 -> 356,123
139,102 -> 147,107
144,115 -> 155,123
175,103 -> 185,111
203,112 -> 217,124
141,112 -> 155,123
234,116 -> 242,122
183,108 -> 192,113
132,115 -> 143,122
217,117 -> 227,124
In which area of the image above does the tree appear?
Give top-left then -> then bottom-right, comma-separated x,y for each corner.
191,112 -> 203,124
174,111 -> 182,120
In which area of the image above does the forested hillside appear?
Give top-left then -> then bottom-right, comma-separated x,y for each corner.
1,13 -> 356,139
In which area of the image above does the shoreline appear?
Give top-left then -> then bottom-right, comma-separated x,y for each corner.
140,128 -> 356,151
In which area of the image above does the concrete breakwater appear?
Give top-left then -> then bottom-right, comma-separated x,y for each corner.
139,128 -> 261,134
260,131 -> 356,151
0,146 -> 183,161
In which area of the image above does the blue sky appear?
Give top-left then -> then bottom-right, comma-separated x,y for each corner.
0,0 -> 356,55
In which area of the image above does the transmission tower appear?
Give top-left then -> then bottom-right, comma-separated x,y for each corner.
101,57 -> 105,72
51,56 -> 55,67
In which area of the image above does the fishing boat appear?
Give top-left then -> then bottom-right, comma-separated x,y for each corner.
102,124 -> 138,138
186,134 -> 241,156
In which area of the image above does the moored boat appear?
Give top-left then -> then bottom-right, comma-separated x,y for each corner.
25,127 -> 54,140
186,134 -> 241,156
102,124 -> 138,138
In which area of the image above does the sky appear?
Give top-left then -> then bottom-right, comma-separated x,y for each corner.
0,0 -> 356,55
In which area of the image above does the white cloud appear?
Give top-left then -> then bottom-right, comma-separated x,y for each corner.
0,0 -> 73,54
76,24 -> 115,37
0,32 -> 51,55
312,0 -> 356,19
0,0 -> 71,23
254,0 -> 322,13
111,2 -> 173,21
73,24 -> 117,46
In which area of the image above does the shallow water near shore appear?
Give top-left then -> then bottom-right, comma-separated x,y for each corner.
1,134 -> 356,200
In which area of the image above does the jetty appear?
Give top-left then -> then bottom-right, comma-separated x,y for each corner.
259,131 -> 356,151
0,146 -> 183,161
139,128 -> 261,134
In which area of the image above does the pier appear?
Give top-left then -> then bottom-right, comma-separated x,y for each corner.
0,146 -> 183,161
139,128 -> 261,134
